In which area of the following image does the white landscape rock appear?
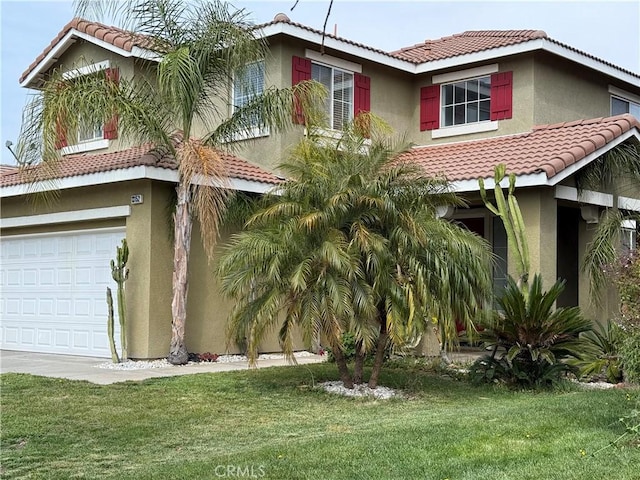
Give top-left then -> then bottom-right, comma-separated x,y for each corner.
319,381 -> 403,399
96,351 -> 320,370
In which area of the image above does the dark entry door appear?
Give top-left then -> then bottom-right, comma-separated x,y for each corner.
556,206 -> 580,307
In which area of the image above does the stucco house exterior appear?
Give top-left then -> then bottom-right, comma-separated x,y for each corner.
1,14 -> 639,359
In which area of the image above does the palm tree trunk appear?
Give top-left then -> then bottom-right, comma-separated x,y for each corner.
353,341 -> 365,384
168,181 -> 193,365
368,320 -> 388,389
331,338 -> 354,389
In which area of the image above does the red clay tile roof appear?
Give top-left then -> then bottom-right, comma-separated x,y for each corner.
391,30 -> 639,78
0,165 -> 18,175
0,144 -> 281,188
400,114 -> 640,181
392,30 -> 548,63
19,17 -> 153,84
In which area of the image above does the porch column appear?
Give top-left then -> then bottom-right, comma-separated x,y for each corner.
513,188 -> 557,289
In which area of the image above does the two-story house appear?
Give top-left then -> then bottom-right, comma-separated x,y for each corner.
1,14 -> 639,359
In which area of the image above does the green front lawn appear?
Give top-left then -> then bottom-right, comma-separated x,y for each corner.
1,363 -> 638,479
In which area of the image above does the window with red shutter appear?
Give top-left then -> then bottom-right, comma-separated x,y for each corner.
490,71 -> 513,121
292,56 -> 312,125
420,85 -> 440,131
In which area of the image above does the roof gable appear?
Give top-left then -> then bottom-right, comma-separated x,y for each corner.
20,17 -> 157,88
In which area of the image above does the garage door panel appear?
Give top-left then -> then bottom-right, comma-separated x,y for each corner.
0,228 -> 125,357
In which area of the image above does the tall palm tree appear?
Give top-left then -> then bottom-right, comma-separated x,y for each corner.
219,119 -> 493,388
17,0 -> 322,364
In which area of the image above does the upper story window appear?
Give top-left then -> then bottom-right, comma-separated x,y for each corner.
611,96 -> 640,118
233,60 -> 265,135
78,123 -> 104,143
311,63 -> 354,131
609,86 -> 640,119
291,52 -> 370,132
58,60 -> 118,154
441,76 -> 491,127
420,64 -> 512,139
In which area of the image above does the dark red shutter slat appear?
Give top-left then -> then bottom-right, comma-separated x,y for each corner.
420,85 -> 440,131
103,67 -> 120,139
490,71 -> 513,121
292,56 -> 312,125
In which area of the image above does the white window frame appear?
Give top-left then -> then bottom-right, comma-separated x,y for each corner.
622,219 -> 637,252
306,57 -> 353,132
431,64 -> 499,139
609,86 -> 640,119
60,60 -> 111,155
232,60 -> 268,140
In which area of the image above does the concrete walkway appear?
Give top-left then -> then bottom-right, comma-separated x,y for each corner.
0,350 -> 326,385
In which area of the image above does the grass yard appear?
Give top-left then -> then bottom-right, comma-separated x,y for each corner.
1,362 -> 639,479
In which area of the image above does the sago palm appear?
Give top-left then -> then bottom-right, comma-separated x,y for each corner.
219,119 -> 493,388
473,274 -> 593,386
17,0 -> 322,364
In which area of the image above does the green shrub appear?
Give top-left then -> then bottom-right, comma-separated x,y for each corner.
569,321 -> 623,383
325,332 -> 357,363
612,251 -> 640,384
471,274 -> 592,387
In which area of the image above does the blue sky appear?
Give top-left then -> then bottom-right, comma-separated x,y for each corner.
1,0 -> 639,164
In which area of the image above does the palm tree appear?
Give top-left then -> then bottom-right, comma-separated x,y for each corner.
218,119 -> 493,388
17,0 -> 323,364
577,143 -> 640,300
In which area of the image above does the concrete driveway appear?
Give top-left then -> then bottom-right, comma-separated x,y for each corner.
0,350 -> 325,385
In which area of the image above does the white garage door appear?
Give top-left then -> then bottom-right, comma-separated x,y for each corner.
0,228 -> 125,357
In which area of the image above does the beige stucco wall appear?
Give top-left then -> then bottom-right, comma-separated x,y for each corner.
230,36 -> 418,173
1,179 -> 301,358
532,52 -> 613,124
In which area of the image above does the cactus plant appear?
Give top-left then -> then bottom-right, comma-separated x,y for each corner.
110,239 -> 129,361
106,287 -> 120,363
479,164 -> 530,291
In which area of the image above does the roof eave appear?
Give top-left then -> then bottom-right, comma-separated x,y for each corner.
258,22 -> 417,73
0,166 -> 276,198
260,25 -> 639,86
413,39 -> 639,87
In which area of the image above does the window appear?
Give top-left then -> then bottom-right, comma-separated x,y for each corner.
622,220 -> 638,252
441,76 -> 491,127
611,96 -> 640,118
58,62 -> 118,154
233,60 -> 266,134
420,65 -> 512,137
311,62 -> 354,131
292,55 -> 369,131
78,123 -> 104,143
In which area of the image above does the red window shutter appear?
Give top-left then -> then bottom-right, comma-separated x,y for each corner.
55,118 -> 68,149
292,56 -> 312,125
354,73 -> 371,136
490,71 -> 513,121
354,73 -> 371,115
420,85 -> 440,131
103,67 -> 120,139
